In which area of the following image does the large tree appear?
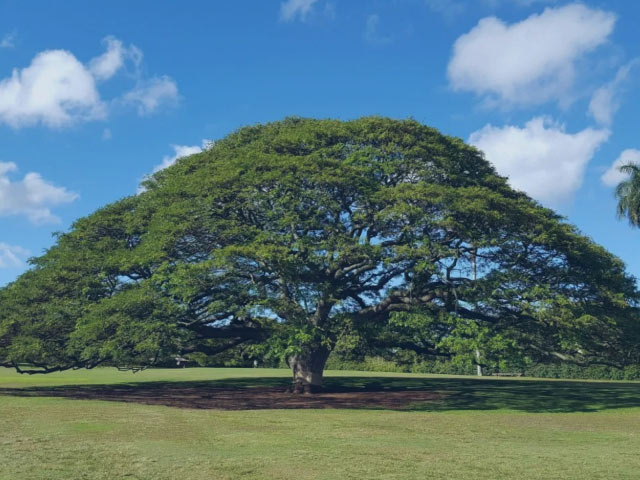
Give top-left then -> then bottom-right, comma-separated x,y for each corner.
1,117 -> 639,392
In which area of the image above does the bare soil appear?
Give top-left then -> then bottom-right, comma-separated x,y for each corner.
0,384 -> 443,410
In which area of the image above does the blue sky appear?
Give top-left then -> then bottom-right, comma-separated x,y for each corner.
0,0 -> 639,286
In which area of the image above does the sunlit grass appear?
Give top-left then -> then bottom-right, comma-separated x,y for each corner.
1,367 -> 640,479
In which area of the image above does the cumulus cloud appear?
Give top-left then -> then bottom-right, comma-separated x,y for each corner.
588,61 -> 638,126
0,162 -> 78,224
0,50 -> 106,128
121,76 -> 179,116
280,0 -> 319,22
0,36 -> 178,128
469,117 -> 610,205
0,243 -> 29,269
89,37 -> 177,114
89,36 -> 141,81
448,4 -> 616,107
601,149 -> 640,188
152,140 -> 211,173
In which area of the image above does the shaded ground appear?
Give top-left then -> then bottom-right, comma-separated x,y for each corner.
0,382 -> 442,410
1,375 -> 639,412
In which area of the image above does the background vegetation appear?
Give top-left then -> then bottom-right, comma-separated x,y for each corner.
182,350 -> 640,381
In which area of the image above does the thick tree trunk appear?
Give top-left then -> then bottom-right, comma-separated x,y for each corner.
288,346 -> 330,394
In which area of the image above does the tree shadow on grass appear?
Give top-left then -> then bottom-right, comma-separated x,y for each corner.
0,375 -> 638,412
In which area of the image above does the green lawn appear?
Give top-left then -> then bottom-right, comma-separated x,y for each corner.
1,368 -> 639,479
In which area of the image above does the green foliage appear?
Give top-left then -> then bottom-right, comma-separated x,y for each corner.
1,117 -> 639,375
616,163 -> 640,226
325,354 -> 640,380
523,363 -> 640,381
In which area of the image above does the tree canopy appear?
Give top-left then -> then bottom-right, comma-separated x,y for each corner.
1,117 -> 639,391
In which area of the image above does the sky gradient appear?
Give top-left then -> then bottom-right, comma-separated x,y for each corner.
1,0 -> 639,286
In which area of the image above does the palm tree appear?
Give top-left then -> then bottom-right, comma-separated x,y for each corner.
615,163 -> 640,227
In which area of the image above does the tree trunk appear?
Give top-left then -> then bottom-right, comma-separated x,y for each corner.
288,346 -> 330,394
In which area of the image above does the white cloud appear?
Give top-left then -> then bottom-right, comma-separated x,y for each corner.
90,36 -> 176,116
469,117 -> 610,205
152,140 -> 211,173
280,0 -> 319,22
0,31 -> 16,49
0,49 -> 106,128
0,36 -> 178,128
0,243 -> 29,269
121,76 -> 179,116
448,4 -> 616,107
364,14 -> 392,45
588,60 -> 638,126
601,149 -> 640,187
89,36 -> 141,81
0,162 -> 78,224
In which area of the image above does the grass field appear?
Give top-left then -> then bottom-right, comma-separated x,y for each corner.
1,368 -> 639,479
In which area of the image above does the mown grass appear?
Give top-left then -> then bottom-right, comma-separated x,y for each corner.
1,367 -> 640,479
